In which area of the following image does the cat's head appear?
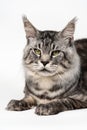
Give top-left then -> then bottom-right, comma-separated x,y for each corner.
22,16 -> 77,77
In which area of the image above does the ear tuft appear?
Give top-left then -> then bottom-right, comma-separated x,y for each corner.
22,15 -> 28,22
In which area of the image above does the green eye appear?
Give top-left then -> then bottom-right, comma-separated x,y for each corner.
34,48 -> 41,56
51,50 -> 59,57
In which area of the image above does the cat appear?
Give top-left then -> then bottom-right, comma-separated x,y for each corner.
7,16 -> 87,115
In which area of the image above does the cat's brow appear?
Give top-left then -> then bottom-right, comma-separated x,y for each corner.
38,43 -> 41,48
51,44 -> 55,50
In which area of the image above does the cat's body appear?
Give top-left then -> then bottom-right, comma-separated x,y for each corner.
7,16 -> 87,115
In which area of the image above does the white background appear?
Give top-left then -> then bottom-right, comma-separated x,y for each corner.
0,0 -> 87,130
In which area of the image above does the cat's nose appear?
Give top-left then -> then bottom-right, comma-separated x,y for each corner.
41,61 -> 49,66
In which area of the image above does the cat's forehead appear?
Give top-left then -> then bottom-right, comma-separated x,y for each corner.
37,31 -> 66,50
28,30 -> 67,51
38,31 -> 58,44
36,31 -> 58,52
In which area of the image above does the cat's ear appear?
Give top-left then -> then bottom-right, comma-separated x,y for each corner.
22,15 -> 38,38
60,17 -> 77,39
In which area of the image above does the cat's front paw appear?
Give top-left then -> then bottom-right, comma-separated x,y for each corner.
6,99 -> 31,111
35,103 -> 58,116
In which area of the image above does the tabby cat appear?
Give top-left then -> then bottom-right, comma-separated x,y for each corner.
7,16 -> 87,115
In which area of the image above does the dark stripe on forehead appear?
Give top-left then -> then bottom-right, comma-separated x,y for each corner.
52,44 -> 56,49
39,31 -> 57,39
38,43 -> 41,48
39,31 -> 57,45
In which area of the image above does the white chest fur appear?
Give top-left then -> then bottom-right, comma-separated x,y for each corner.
25,68 -> 55,90
38,77 -> 54,90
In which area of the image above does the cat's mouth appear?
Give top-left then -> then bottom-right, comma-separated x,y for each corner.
39,68 -> 56,76
40,68 -> 51,73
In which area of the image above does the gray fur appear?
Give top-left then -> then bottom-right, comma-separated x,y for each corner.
6,16 -> 87,115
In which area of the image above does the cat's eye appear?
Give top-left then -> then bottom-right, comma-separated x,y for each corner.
34,48 -> 41,56
51,50 -> 60,58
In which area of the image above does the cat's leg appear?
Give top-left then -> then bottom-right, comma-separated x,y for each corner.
6,96 -> 36,111
35,97 -> 87,115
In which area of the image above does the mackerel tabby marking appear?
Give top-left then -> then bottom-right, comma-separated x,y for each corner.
7,16 -> 87,115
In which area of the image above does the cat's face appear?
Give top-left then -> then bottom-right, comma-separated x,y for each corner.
23,16 -> 76,76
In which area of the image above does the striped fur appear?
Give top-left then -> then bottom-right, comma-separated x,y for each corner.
7,16 -> 87,115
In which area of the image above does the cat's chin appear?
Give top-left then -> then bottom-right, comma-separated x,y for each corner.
38,70 -> 56,77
